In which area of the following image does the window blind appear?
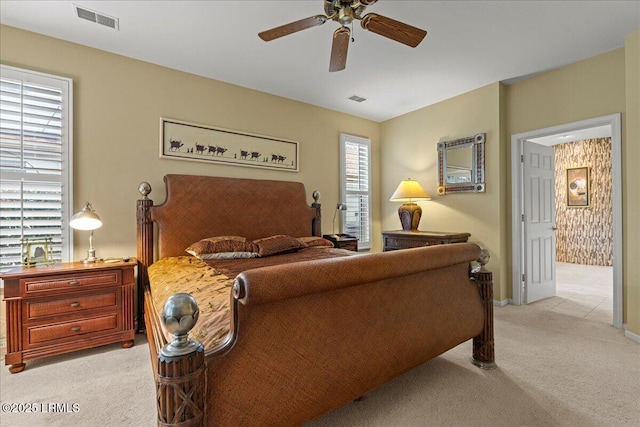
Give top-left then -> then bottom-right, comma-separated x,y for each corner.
340,134 -> 371,250
0,66 -> 73,274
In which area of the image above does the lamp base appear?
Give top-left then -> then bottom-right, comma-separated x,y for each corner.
82,248 -> 99,263
398,202 -> 422,231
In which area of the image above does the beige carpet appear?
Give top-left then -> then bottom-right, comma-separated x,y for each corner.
1,304 -> 638,427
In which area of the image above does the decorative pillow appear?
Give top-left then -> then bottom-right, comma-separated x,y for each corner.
253,235 -> 307,257
186,236 -> 259,260
297,236 -> 334,248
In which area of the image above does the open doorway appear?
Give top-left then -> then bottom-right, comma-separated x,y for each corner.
510,114 -> 622,328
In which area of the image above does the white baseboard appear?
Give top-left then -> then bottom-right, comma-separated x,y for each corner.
624,328 -> 640,344
493,299 -> 511,307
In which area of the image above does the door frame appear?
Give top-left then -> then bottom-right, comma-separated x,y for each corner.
510,113 -> 622,328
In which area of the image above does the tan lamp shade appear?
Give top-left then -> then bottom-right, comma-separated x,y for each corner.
390,179 -> 431,231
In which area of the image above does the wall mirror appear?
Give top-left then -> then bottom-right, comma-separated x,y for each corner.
437,133 -> 485,194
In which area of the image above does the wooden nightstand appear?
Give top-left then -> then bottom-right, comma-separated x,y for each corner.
1,259 -> 136,373
323,234 -> 358,252
382,230 -> 471,251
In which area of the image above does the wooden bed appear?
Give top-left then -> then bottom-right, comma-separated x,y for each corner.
136,174 -> 495,427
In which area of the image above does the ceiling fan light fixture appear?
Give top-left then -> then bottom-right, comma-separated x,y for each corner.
338,5 -> 355,25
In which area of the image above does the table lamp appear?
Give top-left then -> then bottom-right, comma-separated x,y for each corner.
332,203 -> 347,235
389,179 -> 431,231
69,202 -> 103,263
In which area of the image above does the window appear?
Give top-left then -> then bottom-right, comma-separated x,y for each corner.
0,65 -> 73,274
339,134 -> 371,250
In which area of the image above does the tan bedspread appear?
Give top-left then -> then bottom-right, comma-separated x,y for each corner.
148,248 -> 354,350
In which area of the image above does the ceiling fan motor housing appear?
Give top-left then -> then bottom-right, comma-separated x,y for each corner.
325,0 -> 376,23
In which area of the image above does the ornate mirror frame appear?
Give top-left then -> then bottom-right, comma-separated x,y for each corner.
437,133 -> 485,195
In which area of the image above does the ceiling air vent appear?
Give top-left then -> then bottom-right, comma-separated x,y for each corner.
73,4 -> 119,30
347,94 -> 367,103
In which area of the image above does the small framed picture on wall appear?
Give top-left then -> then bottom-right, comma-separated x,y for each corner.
566,166 -> 590,207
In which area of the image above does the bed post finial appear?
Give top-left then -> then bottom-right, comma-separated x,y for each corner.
138,182 -> 152,199
160,293 -> 202,357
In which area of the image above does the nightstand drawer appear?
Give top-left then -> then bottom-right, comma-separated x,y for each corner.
322,234 -> 358,252
26,290 -> 119,320
382,231 -> 471,252
338,242 -> 358,251
22,271 -> 122,295
385,237 -> 432,249
27,313 -> 120,346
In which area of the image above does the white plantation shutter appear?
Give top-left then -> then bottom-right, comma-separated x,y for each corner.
0,65 -> 73,273
340,134 -> 371,250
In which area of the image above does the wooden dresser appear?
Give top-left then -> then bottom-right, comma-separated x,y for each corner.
382,230 -> 471,251
1,259 -> 136,373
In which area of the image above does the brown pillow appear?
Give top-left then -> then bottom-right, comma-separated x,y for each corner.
297,236 -> 334,248
186,236 -> 259,260
253,235 -> 307,257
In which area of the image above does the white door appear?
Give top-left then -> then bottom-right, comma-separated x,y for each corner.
523,141 -> 556,303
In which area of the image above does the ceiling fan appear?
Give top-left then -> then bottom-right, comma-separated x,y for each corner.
258,0 -> 427,72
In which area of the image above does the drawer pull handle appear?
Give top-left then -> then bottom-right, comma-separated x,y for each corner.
70,326 -> 81,332
68,280 -> 80,286
70,302 -> 80,308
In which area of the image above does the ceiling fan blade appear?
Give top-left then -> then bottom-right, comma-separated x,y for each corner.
329,26 -> 350,72
258,15 -> 327,41
360,13 -> 427,48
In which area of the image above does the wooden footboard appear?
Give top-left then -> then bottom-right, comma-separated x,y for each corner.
147,258 -> 495,427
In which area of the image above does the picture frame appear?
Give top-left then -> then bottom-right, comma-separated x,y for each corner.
160,117 -> 299,172
566,166 -> 590,207
21,237 -> 54,267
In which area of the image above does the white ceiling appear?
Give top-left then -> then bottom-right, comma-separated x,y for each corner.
529,125 -> 612,146
1,1 -> 638,122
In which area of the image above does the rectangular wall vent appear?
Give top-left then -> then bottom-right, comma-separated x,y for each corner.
347,94 -> 367,103
73,4 -> 119,30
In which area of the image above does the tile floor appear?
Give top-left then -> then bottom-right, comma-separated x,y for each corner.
531,261 -> 613,324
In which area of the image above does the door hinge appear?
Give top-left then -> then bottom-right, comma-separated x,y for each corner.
521,214 -> 525,222
522,273 -> 526,282
521,154 -> 524,163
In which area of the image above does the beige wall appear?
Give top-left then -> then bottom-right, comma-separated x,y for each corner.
624,29 -> 639,338
380,83 -> 508,300
0,25 -> 382,258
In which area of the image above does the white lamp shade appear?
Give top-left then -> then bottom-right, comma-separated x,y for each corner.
389,179 -> 431,202
69,202 -> 102,231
